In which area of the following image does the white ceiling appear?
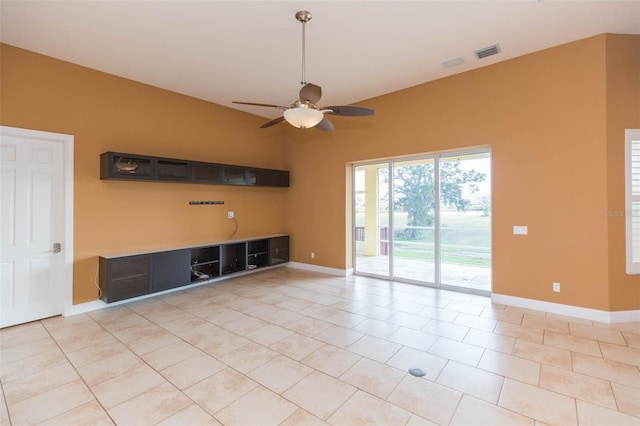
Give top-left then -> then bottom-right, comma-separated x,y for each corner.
1,1 -> 639,121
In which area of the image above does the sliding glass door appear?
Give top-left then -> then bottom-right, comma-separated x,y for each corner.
353,150 -> 491,294
439,153 -> 492,292
392,158 -> 437,283
354,163 -> 390,277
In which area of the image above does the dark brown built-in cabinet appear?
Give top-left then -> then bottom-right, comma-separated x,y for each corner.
100,152 -> 289,187
99,235 -> 289,303
98,152 -> 290,303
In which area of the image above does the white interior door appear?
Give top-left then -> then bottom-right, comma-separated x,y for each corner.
1,128 -> 68,328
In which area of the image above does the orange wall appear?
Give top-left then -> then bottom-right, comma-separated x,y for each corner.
1,44 -> 288,304
606,35 -> 640,311
283,34 -> 639,311
2,34 -> 638,312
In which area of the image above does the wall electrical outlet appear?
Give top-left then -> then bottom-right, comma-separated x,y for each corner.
311,252 -> 315,259
553,282 -> 561,292
227,211 -> 234,219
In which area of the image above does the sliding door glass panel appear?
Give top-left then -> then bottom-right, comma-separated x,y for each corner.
439,153 -> 492,291
354,163 -> 390,277
393,158 -> 436,283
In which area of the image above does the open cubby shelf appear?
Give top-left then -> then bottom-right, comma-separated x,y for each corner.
191,246 -> 220,283
99,235 -> 289,303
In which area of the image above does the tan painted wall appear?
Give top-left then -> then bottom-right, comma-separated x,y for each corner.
2,34 -> 638,311
605,35 -> 640,311
1,44 -> 287,304
283,34 -> 639,311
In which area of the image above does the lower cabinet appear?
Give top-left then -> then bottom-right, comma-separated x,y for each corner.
99,254 -> 152,303
153,249 -> 190,292
99,235 -> 288,303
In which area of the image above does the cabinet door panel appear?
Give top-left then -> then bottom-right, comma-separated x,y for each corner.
101,152 -> 154,180
222,166 -> 247,185
153,250 -> 190,292
270,170 -> 290,187
155,158 -> 190,181
192,162 -> 222,184
100,254 -> 152,303
247,168 -> 289,187
269,236 -> 289,265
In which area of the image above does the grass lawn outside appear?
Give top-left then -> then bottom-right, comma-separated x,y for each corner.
356,211 -> 491,268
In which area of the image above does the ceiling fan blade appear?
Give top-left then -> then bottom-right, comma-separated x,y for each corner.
299,83 -> 322,104
315,117 -> 334,132
260,116 -> 287,128
325,106 -> 374,116
233,101 -> 288,110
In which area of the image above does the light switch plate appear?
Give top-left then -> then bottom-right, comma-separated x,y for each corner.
513,226 -> 528,235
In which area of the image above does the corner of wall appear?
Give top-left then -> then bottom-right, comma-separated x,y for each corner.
605,34 -> 640,312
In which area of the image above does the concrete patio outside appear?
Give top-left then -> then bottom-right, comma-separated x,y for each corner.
355,254 -> 491,292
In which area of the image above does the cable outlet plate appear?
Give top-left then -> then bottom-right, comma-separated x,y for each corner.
228,211 -> 234,219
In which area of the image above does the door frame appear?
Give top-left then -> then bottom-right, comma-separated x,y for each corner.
1,126 -> 74,318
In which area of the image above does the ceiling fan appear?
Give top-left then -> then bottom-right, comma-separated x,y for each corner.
233,10 -> 374,132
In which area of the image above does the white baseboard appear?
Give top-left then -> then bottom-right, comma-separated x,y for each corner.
610,310 -> 640,323
287,261 -> 350,277
64,300 -> 107,316
492,293 -> 640,324
65,269 -> 638,325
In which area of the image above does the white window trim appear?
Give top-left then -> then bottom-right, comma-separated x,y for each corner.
625,129 -> 640,275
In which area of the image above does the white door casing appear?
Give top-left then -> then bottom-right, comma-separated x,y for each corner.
1,126 -> 74,328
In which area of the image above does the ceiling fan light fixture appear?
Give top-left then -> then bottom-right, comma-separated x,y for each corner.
283,106 -> 324,128
232,10 -> 373,131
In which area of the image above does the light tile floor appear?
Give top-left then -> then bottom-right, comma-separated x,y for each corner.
1,267 -> 639,425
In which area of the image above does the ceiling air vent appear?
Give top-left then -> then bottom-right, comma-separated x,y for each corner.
475,44 -> 501,59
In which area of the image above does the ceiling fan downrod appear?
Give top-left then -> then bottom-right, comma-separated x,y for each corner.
295,10 -> 312,86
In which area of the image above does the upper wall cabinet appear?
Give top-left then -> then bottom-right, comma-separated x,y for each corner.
100,151 -> 289,187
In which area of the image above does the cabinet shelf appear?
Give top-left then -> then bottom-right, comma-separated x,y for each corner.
192,260 -> 219,266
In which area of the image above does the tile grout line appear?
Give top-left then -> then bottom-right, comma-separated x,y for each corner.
39,317 -> 119,425
3,269 -> 638,425
0,379 -> 12,426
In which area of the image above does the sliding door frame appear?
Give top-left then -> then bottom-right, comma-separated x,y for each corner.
352,148 -> 492,296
